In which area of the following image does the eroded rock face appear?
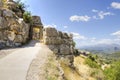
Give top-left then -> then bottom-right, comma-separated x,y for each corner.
6,0 -> 24,18
0,8 -> 30,49
0,0 -> 3,8
43,27 -> 75,66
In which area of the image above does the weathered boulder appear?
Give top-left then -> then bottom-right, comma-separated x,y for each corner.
44,36 -> 61,45
59,44 -> 70,55
32,16 -> 42,25
6,0 -> 24,18
7,31 -> 16,41
0,17 -> 8,29
43,27 -> 58,37
3,9 -> 14,17
0,8 -> 30,49
0,0 -> 3,8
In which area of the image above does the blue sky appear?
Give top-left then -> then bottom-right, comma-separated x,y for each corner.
20,0 -> 120,47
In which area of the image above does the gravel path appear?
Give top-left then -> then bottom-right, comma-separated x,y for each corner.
0,41 -> 46,80
26,43 -> 53,80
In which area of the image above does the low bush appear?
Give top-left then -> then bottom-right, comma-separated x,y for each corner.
85,58 -> 99,68
104,61 -> 120,80
23,11 -> 32,23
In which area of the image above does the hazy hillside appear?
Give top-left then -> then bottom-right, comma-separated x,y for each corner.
80,43 -> 120,54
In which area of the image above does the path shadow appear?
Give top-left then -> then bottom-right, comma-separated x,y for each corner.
0,40 -> 40,51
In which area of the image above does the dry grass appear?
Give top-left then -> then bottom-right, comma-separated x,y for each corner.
61,62 -> 83,80
73,56 -> 96,80
45,54 -> 63,80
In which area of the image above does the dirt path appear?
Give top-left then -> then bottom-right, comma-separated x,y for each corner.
0,41 -> 49,80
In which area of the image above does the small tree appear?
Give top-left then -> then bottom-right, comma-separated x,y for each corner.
23,11 -> 32,23
16,0 -> 26,13
72,41 -> 76,47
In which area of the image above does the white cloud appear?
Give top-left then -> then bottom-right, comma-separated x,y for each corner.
92,9 -> 114,19
63,26 -> 68,29
98,11 -> 114,19
92,16 -> 99,20
92,9 -> 98,12
71,32 -> 87,40
69,15 -> 91,22
111,2 -> 120,9
111,31 -> 120,38
44,24 -> 57,28
90,37 -> 96,42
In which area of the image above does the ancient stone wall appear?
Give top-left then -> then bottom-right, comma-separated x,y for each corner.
6,0 -> 24,18
0,0 -> 44,49
43,27 -> 75,66
0,8 -> 30,49
31,16 -> 43,40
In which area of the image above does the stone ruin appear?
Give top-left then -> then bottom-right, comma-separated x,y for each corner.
0,8 -> 30,48
43,27 -> 75,66
0,0 -> 75,66
31,16 -> 43,40
0,0 -> 43,49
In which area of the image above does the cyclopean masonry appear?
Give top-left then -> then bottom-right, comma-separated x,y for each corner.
43,27 -> 75,66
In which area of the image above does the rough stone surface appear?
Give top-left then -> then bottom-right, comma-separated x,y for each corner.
0,8 -> 30,49
0,0 -> 3,8
31,16 -> 43,40
6,0 -> 24,18
0,0 -> 44,49
43,27 -> 75,66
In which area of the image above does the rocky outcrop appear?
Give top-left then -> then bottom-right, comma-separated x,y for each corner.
43,27 -> 75,66
0,0 -> 44,49
31,16 -> 43,40
0,0 -> 3,8
6,0 -> 24,18
0,8 -> 30,49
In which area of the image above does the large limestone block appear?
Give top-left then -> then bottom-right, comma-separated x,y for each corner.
7,31 -> 16,41
62,32 -> 69,39
0,17 -> 8,29
0,0 -> 3,8
44,36 -> 50,45
14,35 -> 23,43
6,1 -> 17,10
3,9 -> 14,17
59,44 -> 70,55
44,36 -> 61,45
32,16 -> 42,25
44,27 -> 58,37
58,31 -> 63,38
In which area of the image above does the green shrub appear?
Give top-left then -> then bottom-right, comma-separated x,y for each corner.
16,0 -> 26,12
85,58 -> 99,68
74,49 -> 79,56
104,61 -> 120,80
90,69 -> 104,80
23,11 -> 32,23
72,41 -> 76,47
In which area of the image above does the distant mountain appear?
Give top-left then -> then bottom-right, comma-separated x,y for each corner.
80,43 -> 120,54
